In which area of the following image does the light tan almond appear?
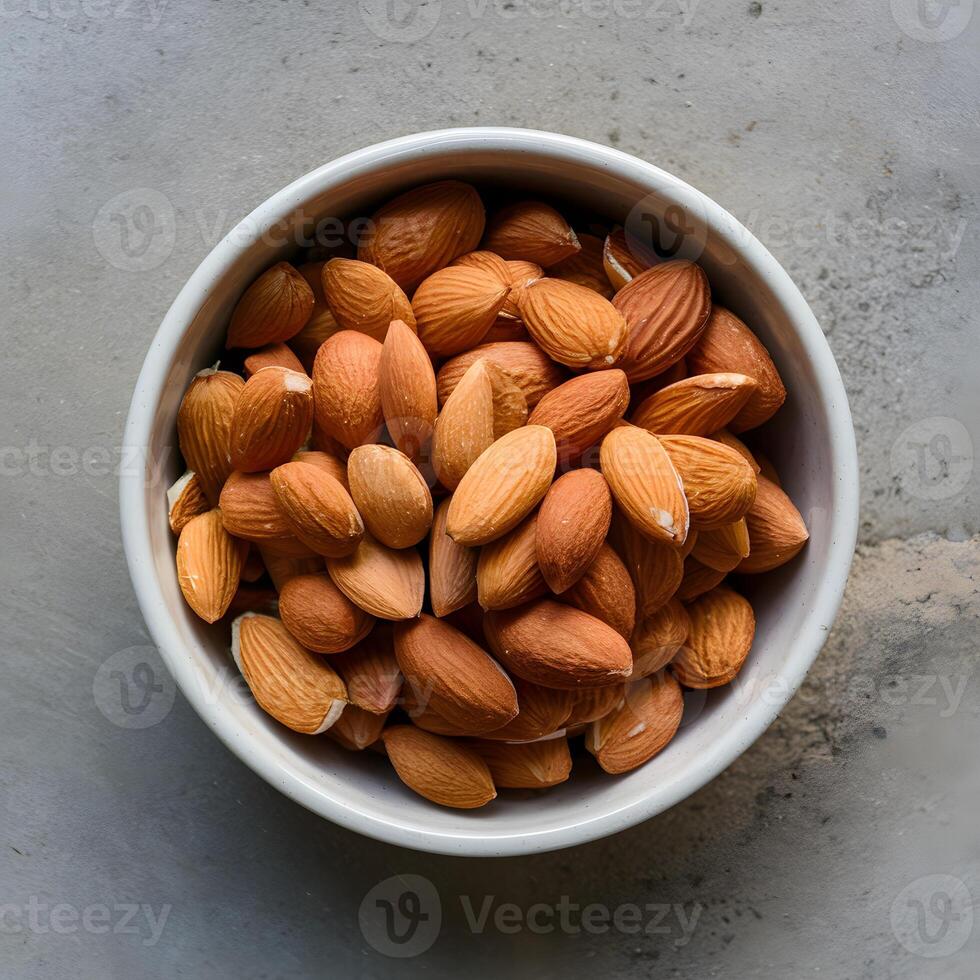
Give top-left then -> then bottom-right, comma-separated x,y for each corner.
630,599 -> 690,677
358,180 -> 486,291
332,626 -> 402,714
167,471 -> 209,534
560,543 -> 636,640
632,373 -> 758,436
607,509 -> 684,617
347,445 -> 433,549
379,318 -> 438,461
243,343 -> 306,378
231,613 -> 346,734
278,572 -> 374,654
477,513 -> 547,611
483,200 -> 581,266
672,587 -> 755,688
477,678 -> 574,742
564,685 -> 626,728
738,475 -> 809,572
328,706 -> 389,751
291,262 -> 343,371
535,469 -> 612,593
688,307 -> 787,431
219,471 -> 292,543
311,330 -> 384,449
445,426 -> 557,546
226,262 -> 314,349
322,258 -> 415,340
256,547 -> 322,592
452,249 -> 512,284
428,498 -> 478,618
471,738 -> 572,789
176,509 -> 246,623
291,449 -> 349,490
675,555 -> 727,602
692,519 -> 751,572
586,672 -> 684,773
517,278 -> 628,369
326,533 -> 424,620
382,725 -> 496,809
177,368 -> 245,504
709,429 -> 761,473
602,228 -> 655,290
548,232 -> 614,298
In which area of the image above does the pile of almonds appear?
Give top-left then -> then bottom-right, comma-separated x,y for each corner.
169,180 -> 809,810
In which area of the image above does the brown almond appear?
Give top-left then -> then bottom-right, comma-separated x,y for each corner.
278,572 -> 374,654
477,513 -> 547,611
675,555 -> 727,602
219,471 -> 291,543
328,706 -> 389,751
502,259 -> 544,317
176,509 -> 246,623
692,518 -> 751,572
311,330 -> 384,449
256,547 -> 322,592
564,685 -> 625,727
548,232 -> 614,298
291,449 -> 349,490
607,509 -> 684,617
602,228 -> 655,290
226,262 -> 314,349
167,471 -> 209,534
243,343 -> 306,378
560,543 -> 636,639
709,429 -> 761,473
322,258 -> 415,340
471,738 -> 572,789
632,373 -> 758,436
428,498 -> 478,618
326,533 -> 424,620
379,318 -> 438,461
738,476 -> 809,573
332,627 -> 402,715
477,678 -> 574,742
630,598 -> 690,677
483,200 -> 580,266
672,587 -> 755,688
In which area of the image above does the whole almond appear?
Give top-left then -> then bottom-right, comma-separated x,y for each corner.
535,469 -> 612,593
477,513 -> 547,611
612,260 -> 712,381
675,555 -> 727,602
471,738 -> 572,789
231,613 -> 346,734
243,342 -> 306,378
329,706 -> 389,751
167,471 -> 209,534
483,200 -> 581,266
347,445 -> 433,549
333,627 -> 402,714
326,533 -> 424,620
548,232 -> 614,298
278,572 -> 374,654
312,331 -> 384,449
691,518 -> 751,572
560,543 -> 636,640
322,258 -> 415,339
630,598 -> 690,677
688,307 -> 786,431
176,509 -> 246,623
602,228 -> 655,290
177,368 -> 244,504
257,547 -> 323,593
452,249 -> 512,285
672,587 -> 755,688
632,373 -> 758,436
428,498 -> 478,617
607,509 -> 684,617
564,685 -> 625,727
226,262 -> 314,349
291,449 -> 350,490
738,475 -> 809,573
477,678 -> 574,742
413,265 -> 510,356
379,319 -> 438,461
446,426 -> 557,546
219,471 -> 293,544
401,687 -> 477,737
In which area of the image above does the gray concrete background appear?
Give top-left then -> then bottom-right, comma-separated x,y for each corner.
2,1 -> 978,977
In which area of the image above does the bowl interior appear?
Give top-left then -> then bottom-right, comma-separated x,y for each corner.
125,131 -> 854,855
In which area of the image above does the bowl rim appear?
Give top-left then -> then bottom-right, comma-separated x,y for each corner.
120,127 -> 858,856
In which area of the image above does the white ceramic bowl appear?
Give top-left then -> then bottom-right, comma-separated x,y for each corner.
121,128 -> 858,856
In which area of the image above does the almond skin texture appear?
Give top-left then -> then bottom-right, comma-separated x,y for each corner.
229,367 -> 314,473
528,370 -> 630,465
600,426 -> 690,548
483,200 -> 581,266
632,373 -> 758,436
564,685 -> 625,727
676,555 -> 727,602
358,180 -> 486,291
379,318 -> 438,461
710,429 -> 760,473
688,307 -> 787,431
329,706 -> 389,751
603,228 -> 654,290
333,627 -> 402,714
394,614 -> 518,734
257,548 -> 322,593
291,449 -> 349,490
176,509 -> 246,623
517,278 -> 628,370
660,434 -> 758,529
630,598 -> 690,677
548,232 -> 614,298
232,614 -> 347,734
484,599 -> 633,690
167,471 -> 209,534
691,518 -> 751,573
219,471 -> 292,544
502,259 -> 545,317
226,262 -> 314,349
477,678 -> 574,742
382,725 -> 496,809
327,534 -> 425,620
269,461 -> 364,558
412,265 -> 510,357
322,258 -> 415,340
278,573 -> 374,654
586,672 -> 684,774
612,260 -> 712,381
738,476 -> 809,573
607,509 -> 685,617
347,445 -> 433,549
428,498 -> 478,618
446,426 -> 557,546
535,469 -> 612,594
243,342 -> 306,378
672,587 -> 755,688
560,543 -> 636,640
177,368 -> 244,504
471,738 -> 572,789
312,331 -> 384,450
477,513 -> 547,611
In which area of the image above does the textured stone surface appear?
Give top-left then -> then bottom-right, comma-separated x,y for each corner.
1,1 -> 978,977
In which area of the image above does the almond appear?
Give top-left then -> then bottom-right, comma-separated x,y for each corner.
586,672 -> 683,773
311,330 -> 384,449
672,587 -> 755,688
291,449 -> 350,490
632,373 -> 758,436
347,445 -> 433,549
291,261 -> 342,370
226,262 -> 314,349
502,259 -> 544,317
612,260 -> 712,381
600,425 -> 689,548
607,509 -> 684,617
548,232 -> 614,298
564,684 -> 625,727
560,543 -> 636,639
269,460 -> 364,557
226,585 -> 280,620
476,678 -> 574,742
243,343 -> 306,378
332,627 -> 402,714
382,725 -> 496,809
412,265 -> 510,356
379,318 -> 438,461
630,598 -> 690,677
535,469 -> 612,593
167,471 -> 209,534
428,498 -> 478,617
231,613 -> 346,734
471,738 -> 571,789
394,615 -> 518,734
278,572 -> 375,654
517,278 -> 628,369
176,509 -> 246,623
229,367 -> 313,473
256,547 -> 322,592
322,258 -> 416,340
483,200 -> 580,266
445,426 -> 556,546
400,687 -> 476,737
688,307 -> 786,431
329,705 -> 389,751
738,475 -> 809,573
675,555 -> 727,602
477,513 -> 547,611
709,429 -> 760,473
602,228 -> 655,290
484,599 -> 633,690
219,471 -> 292,544
482,317 -> 530,343
176,368 -> 244,504
358,180 -> 486,291
627,358 -> 689,410
692,518 -> 751,572
452,249 -> 512,284
326,533 -> 424,620
528,370 -> 630,465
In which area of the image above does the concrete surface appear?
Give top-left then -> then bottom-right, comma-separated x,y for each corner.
1,1 -> 978,977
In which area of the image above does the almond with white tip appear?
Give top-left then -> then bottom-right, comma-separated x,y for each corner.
483,200 -> 581,266
176,509 -> 246,624
278,572 -> 374,654
632,373 -> 758,436
326,533 -> 424,620
226,262 -> 314,349
672,587 -> 755,688
379,318 -> 438,462
428,498 -> 478,618
322,258 -> 415,340
167,471 -> 209,534
471,738 -> 572,789
311,330 -> 384,450
602,228 -> 655,291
